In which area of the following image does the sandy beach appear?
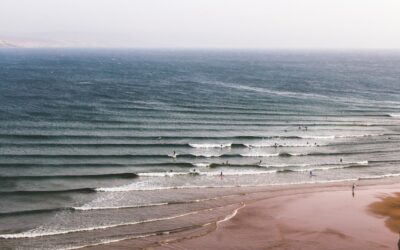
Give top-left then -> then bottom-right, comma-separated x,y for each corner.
85,179 -> 400,250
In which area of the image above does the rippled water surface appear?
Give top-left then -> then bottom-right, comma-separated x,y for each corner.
0,49 -> 399,249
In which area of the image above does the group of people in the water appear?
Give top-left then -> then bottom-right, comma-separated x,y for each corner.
298,126 -> 308,131
170,135 -> 345,180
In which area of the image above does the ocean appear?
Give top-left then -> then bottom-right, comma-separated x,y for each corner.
0,49 -> 399,249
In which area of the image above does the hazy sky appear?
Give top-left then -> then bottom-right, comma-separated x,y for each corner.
1,0 -> 400,48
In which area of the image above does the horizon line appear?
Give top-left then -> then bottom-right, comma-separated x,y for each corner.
1,47 -> 400,51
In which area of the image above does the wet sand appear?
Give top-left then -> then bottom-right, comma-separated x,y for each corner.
159,184 -> 399,250
85,180 -> 400,250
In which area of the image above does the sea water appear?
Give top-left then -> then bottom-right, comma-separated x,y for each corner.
0,49 -> 399,249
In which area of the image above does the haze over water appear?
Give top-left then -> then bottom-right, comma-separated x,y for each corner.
0,49 -> 400,249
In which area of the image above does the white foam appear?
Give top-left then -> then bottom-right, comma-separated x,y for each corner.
217,203 -> 245,225
259,163 -> 310,168
193,163 -> 211,168
191,153 -> 221,158
287,153 -> 307,156
96,184 -> 241,192
301,135 -> 335,139
299,134 -> 385,140
240,153 -> 279,157
137,172 -> 187,177
62,201 -> 244,250
358,173 -> 400,180
244,143 -> 268,148
246,143 -> 325,148
211,81 -> 328,100
61,233 -> 157,250
289,165 -> 349,172
137,170 -> 277,178
0,210 -> 204,239
335,133 -> 384,138
260,161 -> 368,169
388,113 -> 400,118
189,143 -> 232,148
73,203 -> 168,211
207,170 -> 277,176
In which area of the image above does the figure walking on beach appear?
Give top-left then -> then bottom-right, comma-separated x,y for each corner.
352,183 -> 356,197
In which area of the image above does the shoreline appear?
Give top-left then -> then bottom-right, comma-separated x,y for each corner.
81,177 -> 400,250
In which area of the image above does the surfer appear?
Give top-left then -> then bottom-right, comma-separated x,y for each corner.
258,160 -> 262,165
340,158 -> 343,163
309,171 -> 313,177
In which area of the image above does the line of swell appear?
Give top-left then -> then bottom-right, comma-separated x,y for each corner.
0,207 -> 72,217
0,133 -> 395,140
0,149 -> 398,159
0,163 -> 132,168
0,194 -> 241,218
276,162 -> 370,173
0,142 -> 337,148
209,161 -> 369,169
0,173 -> 138,180
1,123 -> 395,132
140,161 -> 370,176
0,204 -> 230,239
61,203 -> 245,250
0,162 -> 195,168
0,188 -> 97,196
74,194 -> 237,211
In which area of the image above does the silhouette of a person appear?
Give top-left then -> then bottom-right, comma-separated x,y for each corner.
397,232 -> 400,250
